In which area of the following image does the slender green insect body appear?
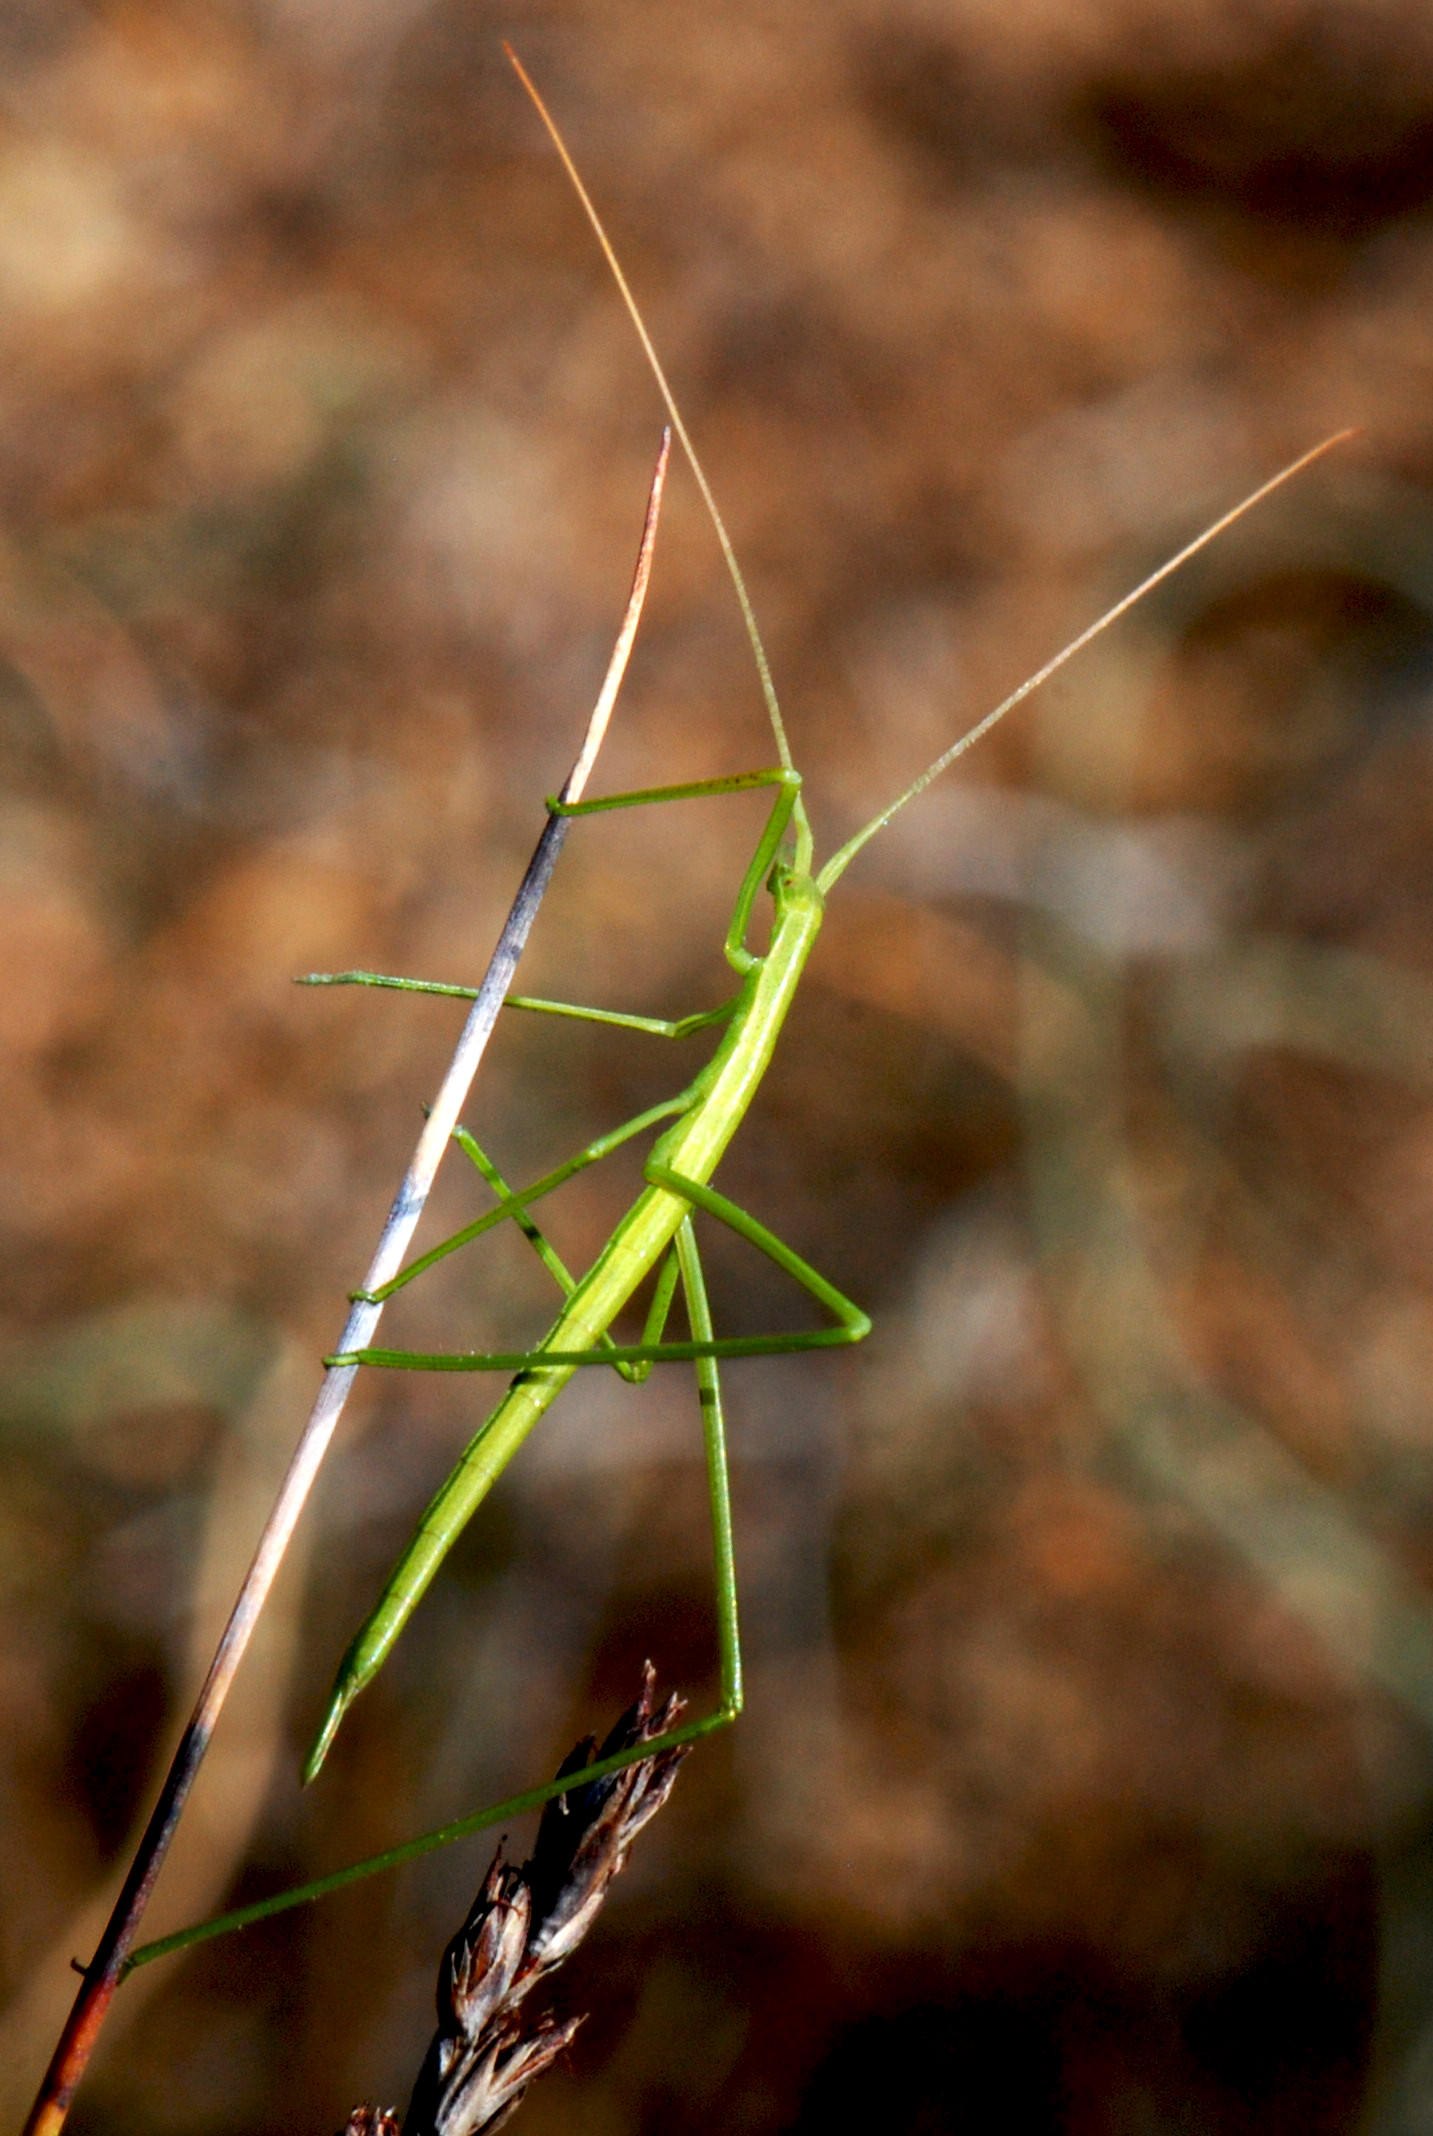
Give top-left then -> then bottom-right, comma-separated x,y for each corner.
295,59 -> 1354,1784
306,817 -> 867,1776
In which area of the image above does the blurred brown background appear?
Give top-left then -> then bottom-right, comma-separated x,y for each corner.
3,0 -> 1433,2128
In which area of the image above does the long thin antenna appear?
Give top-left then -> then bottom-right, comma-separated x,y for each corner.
505,43 -> 796,778
817,428 -> 1359,893
20,434 -> 671,2136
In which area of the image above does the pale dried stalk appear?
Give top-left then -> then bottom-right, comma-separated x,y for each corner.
22,436 -> 671,2136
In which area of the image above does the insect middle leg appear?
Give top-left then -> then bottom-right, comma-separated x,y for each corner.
451,1125 -> 680,1384
339,1161 -> 871,1373
352,1090 -> 693,1305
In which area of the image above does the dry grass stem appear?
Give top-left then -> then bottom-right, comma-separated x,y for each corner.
18,442 -> 669,2136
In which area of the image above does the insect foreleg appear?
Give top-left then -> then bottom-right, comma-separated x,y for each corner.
296,971 -> 492,999
333,1166 -> 869,1371
549,766 -> 806,970
300,976 -> 742,1042
452,1126 -> 650,1384
353,1092 -> 691,1304
503,994 -> 740,1039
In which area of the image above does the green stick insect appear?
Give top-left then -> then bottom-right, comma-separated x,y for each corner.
300,72 -> 1350,1773
123,58 -> 1350,1978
